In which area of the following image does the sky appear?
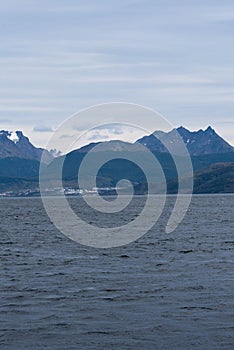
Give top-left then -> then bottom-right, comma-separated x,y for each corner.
0,0 -> 234,149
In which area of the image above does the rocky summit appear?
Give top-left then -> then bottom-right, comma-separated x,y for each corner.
0,130 -> 53,164
137,126 -> 234,156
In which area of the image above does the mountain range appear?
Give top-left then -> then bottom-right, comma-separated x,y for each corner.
0,126 -> 234,194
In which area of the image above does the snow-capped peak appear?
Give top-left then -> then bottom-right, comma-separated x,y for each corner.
7,131 -> 19,144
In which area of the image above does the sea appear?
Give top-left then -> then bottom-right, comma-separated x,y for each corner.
0,195 -> 233,350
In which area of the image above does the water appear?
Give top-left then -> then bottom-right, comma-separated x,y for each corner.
0,195 -> 233,349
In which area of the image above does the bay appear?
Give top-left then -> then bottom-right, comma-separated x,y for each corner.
0,195 -> 233,349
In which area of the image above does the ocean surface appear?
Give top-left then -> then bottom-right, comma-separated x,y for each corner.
0,195 -> 233,350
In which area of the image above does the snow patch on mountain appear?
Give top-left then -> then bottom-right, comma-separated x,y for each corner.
7,131 -> 19,144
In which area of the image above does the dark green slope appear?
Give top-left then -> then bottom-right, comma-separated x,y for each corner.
193,162 -> 234,193
0,157 -> 40,179
42,150 -> 234,193
0,177 -> 38,192
1,152 -> 234,194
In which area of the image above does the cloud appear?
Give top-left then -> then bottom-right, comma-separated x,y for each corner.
0,0 -> 118,14
0,106 -> 62,112
87,132 -> 110,141
0,118 -> 13,124
85,124 -> 143,144
86,125 -> 124,141
215,120 -> 234,125
33,125 -> 54,132
95,124 -> 124,135
0,0 -> 233,148
59,134 -> 76,139
206,11 -> 234,22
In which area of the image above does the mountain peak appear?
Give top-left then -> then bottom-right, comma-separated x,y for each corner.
76,139 -> 141,153
176,126 -> 190,132
0,130 -> 20,144
16,130 -> 24,137
0,130 -> 27,144
0,129 -> 53,164
204,125 -> 215,134
137,126 -> 234,155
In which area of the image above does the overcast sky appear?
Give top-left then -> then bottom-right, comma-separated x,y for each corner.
0,0 -> 234,148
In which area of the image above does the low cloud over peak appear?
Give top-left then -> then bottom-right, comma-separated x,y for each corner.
33,126 -> 54,133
